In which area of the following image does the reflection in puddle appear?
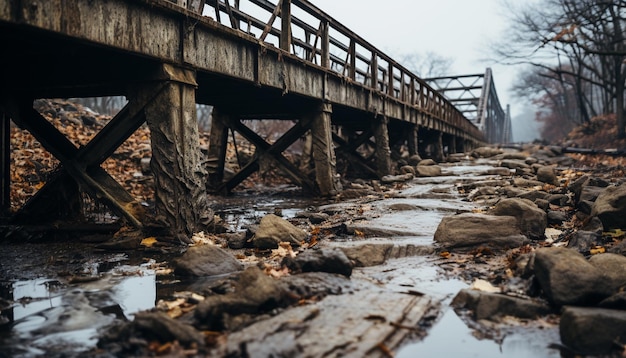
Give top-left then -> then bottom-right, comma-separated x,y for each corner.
0,264 -> 157,356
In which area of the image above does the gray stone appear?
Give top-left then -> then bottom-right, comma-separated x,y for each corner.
132,312 -> 204,347
517,190 -> 550,202
547,211 -> 568,225
536,166 -> 558,185
194,267 -> 291,330
340,243 -> 393,267
588,253 -> 626,293
223,232 -> 248,249
472,147 -> 503,158
566,231 -> 600,253
173,245 -> 243,277
295,211 -> 330,224
598,292 -> 626,309
451,289 -> 552,321
591,183 -> 626,230
513,178 -> 545,188
499,159 -> 530,170
407,154 -> 423,166
399,165 -> 416,175
434,213 -> 528,252
417,159 -> 437,166
415,165 -> 442,177
548,194 -> 570,206
253,214 -> 307,249
567,175 -> 589,202
534,247 -> 612,306
580,185 -> 605,202
288,248 -> 353,277
534,198 -> 550,211
489,198 -> 547,240
560,306 -> 626,355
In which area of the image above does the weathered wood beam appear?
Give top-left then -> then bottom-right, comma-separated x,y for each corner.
332,133 -> 378,178
206,107 -> 230,190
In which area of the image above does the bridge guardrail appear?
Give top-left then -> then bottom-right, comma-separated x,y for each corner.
203,0 -> 483,140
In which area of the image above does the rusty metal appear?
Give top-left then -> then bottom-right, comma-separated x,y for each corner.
426,68 -> 511,143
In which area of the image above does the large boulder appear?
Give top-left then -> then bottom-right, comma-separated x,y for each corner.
286,248 -> 353,277
560,306 -> 626,355
489,198 -> 547,240
536,165 -> 558,185
533,247 -> 613,306
253,214 -> 307,249
415,165 -> 442,177
588,253 -> 626,293
591,183 -> 626,230
173,245 -> 243,277
434,213 -> 528,252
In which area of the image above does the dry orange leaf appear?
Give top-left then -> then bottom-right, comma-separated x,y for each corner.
140,237 -> 158,247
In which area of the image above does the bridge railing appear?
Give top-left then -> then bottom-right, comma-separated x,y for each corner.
202,0 -> 481,139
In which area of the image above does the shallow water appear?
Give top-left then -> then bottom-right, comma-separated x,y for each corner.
0,161 -> 563,357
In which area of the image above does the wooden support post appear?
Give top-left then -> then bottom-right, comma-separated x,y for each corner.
370,53 -> 378,89
407,124 -> 419,157
309,102 -> 340,196
433,132 -> 445,163
206,107 -> 230,190
374,115 -> 392,177
1,110 -> 9,215
348,40 -> 356,80
141,64 -> 214,243
280,0 -> 291,52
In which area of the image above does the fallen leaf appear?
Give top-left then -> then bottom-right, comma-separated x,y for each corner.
590,246 -> 605,255
439,251 -> 451,259
470,279 -> 500,293
140,237 -> 157,247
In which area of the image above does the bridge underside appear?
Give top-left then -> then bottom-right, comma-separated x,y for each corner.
0,0 -> 484,239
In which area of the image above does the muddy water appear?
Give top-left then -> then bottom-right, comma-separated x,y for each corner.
0,161 -> 562,357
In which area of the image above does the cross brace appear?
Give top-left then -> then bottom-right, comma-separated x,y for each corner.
332,130 -> 378,178
217,116 -> 316,194
8,84 -> 167,228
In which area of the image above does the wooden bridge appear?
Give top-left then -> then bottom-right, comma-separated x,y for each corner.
0,0 -> 508,240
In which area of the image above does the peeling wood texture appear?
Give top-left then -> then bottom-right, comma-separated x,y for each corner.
218,290 -> 435,357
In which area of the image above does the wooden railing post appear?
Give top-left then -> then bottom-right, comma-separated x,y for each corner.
370,53 -> 378,89
387,62 -> 394,97
348,39 -> 356,80
321,20 -> 330,68
280,0 -> 291,51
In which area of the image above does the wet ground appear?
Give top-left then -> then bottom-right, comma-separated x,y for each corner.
0,159 -> 564,357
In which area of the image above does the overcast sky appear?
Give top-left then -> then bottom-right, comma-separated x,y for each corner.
308,0 -> 541,141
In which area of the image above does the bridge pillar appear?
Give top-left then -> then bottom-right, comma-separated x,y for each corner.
206,107 -> 230,191
444,134 -> 457,155
407,125 -> 420,157
1,110 -> 9,215
374,115 -> 392,177
138,64 -> 214,243
433,132 -> 445,162
309,103 -> 341,196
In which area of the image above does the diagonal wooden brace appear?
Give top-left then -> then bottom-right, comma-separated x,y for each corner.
9,84 -> 167,227
220,116 -> 316,193
332,133 -> 378,177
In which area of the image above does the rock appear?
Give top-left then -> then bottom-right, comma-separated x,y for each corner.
338,188 -> 371,200
536,166 -> 558,185
131,312 -> 205,347
560,306 -> 626,355
173,245 -> 243,277
399,165 -> 416,175
253,214 -> 307,249
534,198 -> 550,211
533,247 -> 612,306
279,272 -> 353,298
381,173 -> 414,183
588,253 -> 626,293
516,190 -> 550,202
223,232 -> 248,249
286,248 -> 353,277
548,194 -> 570,206
591,183 -> 626,230
498,152 -> 530,161
472,146 -> 503,158
499,159 -> 530,170
451,289 -> 552,321
512,178 -> 545,188
547,210 -> 568,225
486,167 -> 512,176
295,211 -> 330,224
566,231 -> 600,253
489,198 -> 547,240
340,243 -> 393,267
434,213 -> 528,252
581,216 -> 604,234
417,159 -> 437,166
576,199 -> 594,215
567,175 -> 589,202
194,267 -> 291,330
415,165 -> 442,177
407,154 -> 423,166
387,203 -> 418,211
579,185 -> 605,202
598,292 -> 626,309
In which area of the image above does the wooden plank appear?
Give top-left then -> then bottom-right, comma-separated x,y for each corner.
220,290 -> 435,357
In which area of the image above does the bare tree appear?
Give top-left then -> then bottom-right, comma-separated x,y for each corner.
396,51 -> 454,78
494,0 -> 626,139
